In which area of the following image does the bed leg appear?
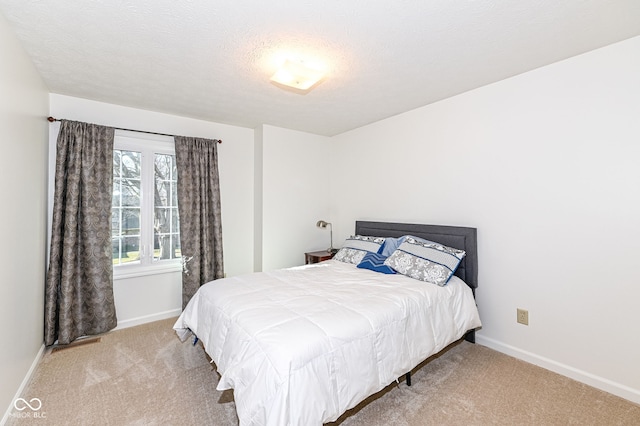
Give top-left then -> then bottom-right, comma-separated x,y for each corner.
405,372 -> 412,386
464,329 -> 476,344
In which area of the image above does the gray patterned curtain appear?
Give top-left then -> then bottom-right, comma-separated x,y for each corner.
174,136 -> 224,309
45,120 -> 116,346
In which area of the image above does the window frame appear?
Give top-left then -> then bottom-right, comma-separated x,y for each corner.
112,130 -> 182,280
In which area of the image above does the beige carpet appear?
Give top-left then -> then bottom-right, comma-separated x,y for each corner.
6,318 -> 640,425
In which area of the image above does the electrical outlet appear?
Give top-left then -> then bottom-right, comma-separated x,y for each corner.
517,308 -> 529,325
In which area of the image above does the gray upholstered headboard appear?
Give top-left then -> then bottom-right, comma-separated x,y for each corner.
355,221 -> 478,291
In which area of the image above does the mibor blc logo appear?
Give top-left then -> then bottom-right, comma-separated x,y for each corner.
11,398 -> 46,419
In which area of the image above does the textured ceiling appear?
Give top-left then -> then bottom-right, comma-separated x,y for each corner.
1,0 -> 639,136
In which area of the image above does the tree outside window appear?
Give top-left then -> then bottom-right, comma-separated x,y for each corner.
112,135 -> 181,273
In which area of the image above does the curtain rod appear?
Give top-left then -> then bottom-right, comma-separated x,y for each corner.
47,116 -> 222,144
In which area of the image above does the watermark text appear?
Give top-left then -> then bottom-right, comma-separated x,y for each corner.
9,398 -> 46,419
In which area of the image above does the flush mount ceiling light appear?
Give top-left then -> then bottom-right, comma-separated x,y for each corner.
270,60 -> 325,93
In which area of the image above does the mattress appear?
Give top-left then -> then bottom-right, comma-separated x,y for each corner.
174,259 -> 481,425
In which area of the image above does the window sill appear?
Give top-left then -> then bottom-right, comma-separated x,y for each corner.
113,263 -> 182,280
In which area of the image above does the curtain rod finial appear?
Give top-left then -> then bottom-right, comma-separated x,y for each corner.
47,116 -> 57,122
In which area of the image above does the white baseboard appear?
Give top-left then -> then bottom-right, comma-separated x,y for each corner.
113,308 -> 182,331
1,343 -> 46,426
476,335 -> 640,405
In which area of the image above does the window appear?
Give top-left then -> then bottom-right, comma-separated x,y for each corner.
112,132 -> 181,278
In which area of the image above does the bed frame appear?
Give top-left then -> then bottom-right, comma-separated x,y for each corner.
354,221 -> 479,386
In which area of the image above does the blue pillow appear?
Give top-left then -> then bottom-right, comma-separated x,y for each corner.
378,236 -> 407,257
357,252 -> 397,274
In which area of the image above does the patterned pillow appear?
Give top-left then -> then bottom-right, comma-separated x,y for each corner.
383,237 -> 465,286
378,236 -> 407,257
356,252 -> 397,274
333,235 -> 386,265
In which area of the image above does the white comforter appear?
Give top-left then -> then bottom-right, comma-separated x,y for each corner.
174,260 -> 481,425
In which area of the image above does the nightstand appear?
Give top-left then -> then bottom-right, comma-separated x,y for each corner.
305,250 -> 335,264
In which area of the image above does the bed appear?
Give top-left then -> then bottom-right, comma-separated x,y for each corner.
174,221 -> 481,425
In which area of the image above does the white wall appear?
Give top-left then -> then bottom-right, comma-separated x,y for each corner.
330,36 -> 640,403
258,125 -> 332,271
253,125 -> 264,272
49,95 -> 255,327
0,12 -> 49,423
